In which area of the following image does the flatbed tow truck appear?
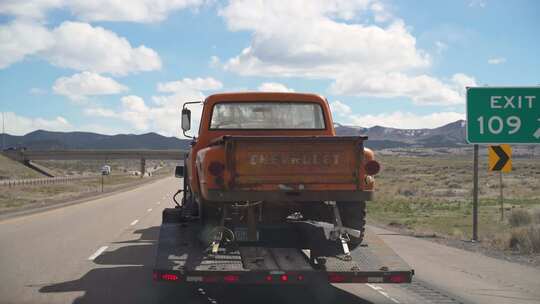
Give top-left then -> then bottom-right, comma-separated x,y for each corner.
154,215 -> 413,285
153,92 -> 413,286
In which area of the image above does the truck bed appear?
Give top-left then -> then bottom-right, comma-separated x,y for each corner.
153,220 -> 413,285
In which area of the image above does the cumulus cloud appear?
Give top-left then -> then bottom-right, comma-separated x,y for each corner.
219,0 -> 477,106
0,21 -> 162,75
257,82 -> 294,92
1,112 -> 72,135
220,1 -> 429,78
343,111 -> 465,129
329,100 -> 352,117
488,57 -> 506,65
85,76 -> 220,137
330,72 -> 477,105
157,77 -> 223,93
53,71 -> 128,101
45,21 -> 161,75
0,0 -> 206,23
0,20 -> 53,68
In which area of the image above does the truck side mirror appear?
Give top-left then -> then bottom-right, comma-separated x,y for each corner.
175,165 -> 184,178
181,109 -> 191,132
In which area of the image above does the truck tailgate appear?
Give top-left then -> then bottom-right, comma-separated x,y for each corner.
221,136 -> 366,187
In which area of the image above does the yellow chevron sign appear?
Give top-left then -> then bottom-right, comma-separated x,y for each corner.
488,144 -> 512,172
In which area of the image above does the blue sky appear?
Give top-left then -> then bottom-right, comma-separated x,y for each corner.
0,0 -> 539,136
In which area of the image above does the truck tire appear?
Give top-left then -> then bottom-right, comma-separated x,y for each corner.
337,201 -> 366,248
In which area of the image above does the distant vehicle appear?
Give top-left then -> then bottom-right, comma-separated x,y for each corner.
154,92 -> 412,286
101,165 -> 111,176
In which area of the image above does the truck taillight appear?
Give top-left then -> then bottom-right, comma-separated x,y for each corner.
208,161 -> 225,176
364,160 -> 380,175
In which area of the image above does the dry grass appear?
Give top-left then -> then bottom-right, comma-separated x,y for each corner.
369,148 -> 540,255
508,209 -> 532,227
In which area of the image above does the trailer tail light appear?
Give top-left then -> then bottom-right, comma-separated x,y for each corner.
328,274 -> 346,283
364,160 -> 380,175
208,161 -> 225,176
297,274 -> 304,281
388,274 -> 407,283
161,273 -> 180,281
280,275 -> 289,282
223,275 -> 239,283
265,275 -> 273,282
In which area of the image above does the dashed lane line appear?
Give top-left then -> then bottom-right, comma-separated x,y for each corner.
147,208 -> 153,212
88,246 -> 108,261
130,219 -> 139,226
367,284 -> 400,303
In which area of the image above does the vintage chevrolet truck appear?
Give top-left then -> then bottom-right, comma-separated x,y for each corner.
154,92 -> 412,285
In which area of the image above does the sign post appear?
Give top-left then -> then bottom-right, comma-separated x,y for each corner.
488,144 -> 512,221
467,87 -> 539,241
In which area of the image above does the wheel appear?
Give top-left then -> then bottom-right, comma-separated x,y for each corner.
337,201 -> 366,248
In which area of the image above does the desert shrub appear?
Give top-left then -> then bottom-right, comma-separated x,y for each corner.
509,225 -> 540,253
508,209 -> 532,227
531,208 -> 540,224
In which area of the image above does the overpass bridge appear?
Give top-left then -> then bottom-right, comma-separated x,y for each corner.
2,149 -> 187,177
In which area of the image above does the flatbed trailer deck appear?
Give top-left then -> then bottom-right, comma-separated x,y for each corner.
153,214 -> 413,285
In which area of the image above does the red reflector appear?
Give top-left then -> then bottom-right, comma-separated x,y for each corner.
297,275 -> 304,281
208,162 -> 225,176
389,274 -> 407,283
223,275 -> 239,283
364,160 -> 380,175
153,272 -> 158,281
161,273 -> 179,281
280,275 -> 289,282
329,274 -> 346,283
265,275 -> 273,282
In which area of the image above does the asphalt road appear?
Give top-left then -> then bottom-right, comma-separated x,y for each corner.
0,177 -> 539,304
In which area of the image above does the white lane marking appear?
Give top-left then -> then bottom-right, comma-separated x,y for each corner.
156,201 -> 161,205
147,208 -> 153,212
130,219 -> 139,226
367,284 -> 400,303
88,246 -> 108,261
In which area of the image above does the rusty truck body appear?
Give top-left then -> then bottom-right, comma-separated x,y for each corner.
153,92 -> 412,286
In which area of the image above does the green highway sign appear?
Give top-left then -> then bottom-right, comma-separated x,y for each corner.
467,87 -> 540,144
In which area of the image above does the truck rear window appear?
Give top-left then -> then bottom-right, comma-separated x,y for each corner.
210,102 -> 326,130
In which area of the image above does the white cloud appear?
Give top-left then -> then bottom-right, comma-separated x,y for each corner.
257,82 -> 294,92
329,100 -> 352,117
157,77 -> 222,93
45,21 -> 161,75
435,41 -> 447,54
0,21 -> 162,75
488,57 -> 506,65
218,0 -> 474,106
0,0 -> 206,23
1,112 -> 72,135
0,20 -> 53,68
469,0 -> 487,8
53,71 -> 128,101
0,0 -> 63,20
346,111 -> 465,129
330,72 -> 477,105
220,1 -> 429,78
86,76 -> 219,137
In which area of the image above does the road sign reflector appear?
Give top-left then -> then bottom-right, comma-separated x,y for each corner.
488,144 -> 511,172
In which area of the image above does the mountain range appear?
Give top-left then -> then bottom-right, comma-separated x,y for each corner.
1,120 -> 467,150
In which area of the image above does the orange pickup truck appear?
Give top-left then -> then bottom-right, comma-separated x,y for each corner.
177,92 -> 380,247
154,92 -> 413,286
